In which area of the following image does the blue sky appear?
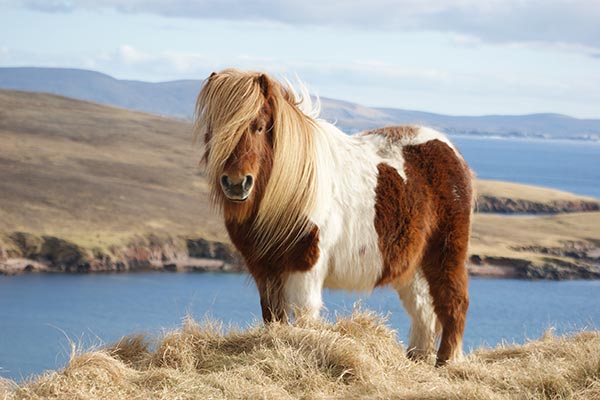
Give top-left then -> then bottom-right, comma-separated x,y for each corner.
1,0 -> 599,118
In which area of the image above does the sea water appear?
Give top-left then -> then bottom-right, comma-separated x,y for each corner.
0,273 -> 598,381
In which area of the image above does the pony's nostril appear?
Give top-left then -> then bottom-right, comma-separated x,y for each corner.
220,175 -> 230,188
243,175 -> 254,191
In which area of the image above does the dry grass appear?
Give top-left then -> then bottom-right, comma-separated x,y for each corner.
2,311 -> 599,399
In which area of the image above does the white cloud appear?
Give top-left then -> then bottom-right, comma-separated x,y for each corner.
0,47 -> 9,61
78,46 -> 280,81
1,42 -> 598,117
81,45 -> 592,104
118,45 -> 149,64
10,0 -> 600,55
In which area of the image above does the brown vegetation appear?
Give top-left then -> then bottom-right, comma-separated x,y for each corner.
2,311 -> 599,399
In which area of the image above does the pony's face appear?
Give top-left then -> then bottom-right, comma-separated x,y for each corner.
219,110 -> 271,202
216,97 -> 273,204
197,68 -> 318,257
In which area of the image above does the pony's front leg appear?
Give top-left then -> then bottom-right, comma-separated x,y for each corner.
257,275 -> 288,323
284,257 -> 327,320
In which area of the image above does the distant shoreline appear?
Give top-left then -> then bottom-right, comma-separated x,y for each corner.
448,133 -> 600,143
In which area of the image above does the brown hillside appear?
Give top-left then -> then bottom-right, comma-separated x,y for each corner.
0,89 -> 223,242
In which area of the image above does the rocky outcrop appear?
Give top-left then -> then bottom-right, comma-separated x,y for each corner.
514,240 -> 600,261
476,196 -> 600,214
0,232 -> 245,275
3,232 -> 598,280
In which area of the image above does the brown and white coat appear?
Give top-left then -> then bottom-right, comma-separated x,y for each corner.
195,69 -> 473,366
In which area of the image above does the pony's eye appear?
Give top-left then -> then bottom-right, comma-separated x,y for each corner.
257,127 -> 264,134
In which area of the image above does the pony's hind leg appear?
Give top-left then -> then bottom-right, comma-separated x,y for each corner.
394,269 -> 441,362
421,229 -> 470,366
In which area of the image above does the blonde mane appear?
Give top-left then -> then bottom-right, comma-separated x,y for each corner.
194,69 -> 320,259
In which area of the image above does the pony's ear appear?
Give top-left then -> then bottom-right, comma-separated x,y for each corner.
256,73 -> 270,98
208,71 -> 217,79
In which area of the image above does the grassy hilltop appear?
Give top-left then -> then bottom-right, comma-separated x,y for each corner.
2,312 -> 599,399
0,89 -> 599,278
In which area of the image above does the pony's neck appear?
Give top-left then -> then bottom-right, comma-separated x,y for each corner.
312,119 -> 354,166
243,94 -> 321,259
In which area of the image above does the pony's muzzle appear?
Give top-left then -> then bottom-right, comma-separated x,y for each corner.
220,174 -> 254,201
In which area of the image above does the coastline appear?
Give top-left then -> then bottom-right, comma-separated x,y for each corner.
2,258 -> 598,280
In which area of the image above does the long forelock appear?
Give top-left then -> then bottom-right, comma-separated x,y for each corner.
194,70 -> 264,206
252,79 -> 320,260
194,69 -> 321,260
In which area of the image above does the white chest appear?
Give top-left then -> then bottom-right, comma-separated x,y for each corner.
311,133 -> 385,292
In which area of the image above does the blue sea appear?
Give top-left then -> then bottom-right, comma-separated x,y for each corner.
453,136 -> 600,198
1,274 -> 598,382
0,137 -> 599,382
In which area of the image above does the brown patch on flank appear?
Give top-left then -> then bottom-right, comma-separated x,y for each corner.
373,138 -> 472,365
364,125 -> 419,141
373,163 -> 433,287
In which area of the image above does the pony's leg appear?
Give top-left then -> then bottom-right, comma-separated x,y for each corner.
394,269 -> 441,362
283,257 -> 327,320
257,274 -> 288,323
421,231 -> 470,366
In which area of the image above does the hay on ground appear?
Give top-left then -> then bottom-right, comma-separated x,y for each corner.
3,311 -> 600,399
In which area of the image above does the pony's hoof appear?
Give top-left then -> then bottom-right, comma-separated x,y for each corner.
407,348 -> 434,364
435,357 -> 447,368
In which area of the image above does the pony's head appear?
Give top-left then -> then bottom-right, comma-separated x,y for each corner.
194,69 -> 319,258
194,70 -> 276,212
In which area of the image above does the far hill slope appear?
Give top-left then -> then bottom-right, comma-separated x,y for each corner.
2,67 -> 600,140
0,89 -> 220,240
0,89 -> 598,278
0,67 -> 201,119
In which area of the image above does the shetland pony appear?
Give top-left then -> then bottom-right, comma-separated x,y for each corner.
194,69 -> 473,366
